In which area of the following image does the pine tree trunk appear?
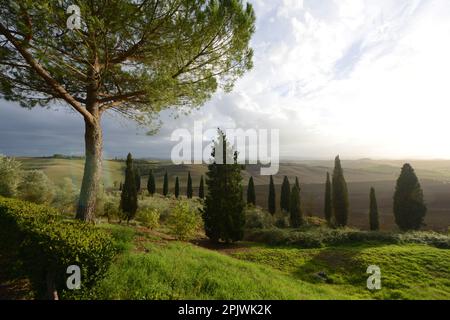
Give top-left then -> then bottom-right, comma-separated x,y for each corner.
76,117 -> 103,222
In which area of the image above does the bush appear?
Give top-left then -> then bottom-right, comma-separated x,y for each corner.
137,207 -> 160,230
167,201 -> 202,241
0,197 -> 116,299
245,206 -> 273,229
52,178 -> 78,216
274,211 -> 290,228
245,226 -> 450,249
0,155 -> 22,197
18,170 -> 55,204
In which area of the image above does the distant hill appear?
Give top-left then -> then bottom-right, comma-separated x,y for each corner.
16,157 -> 450,231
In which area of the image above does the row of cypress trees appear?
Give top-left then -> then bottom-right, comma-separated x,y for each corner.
145,169 -> 205,199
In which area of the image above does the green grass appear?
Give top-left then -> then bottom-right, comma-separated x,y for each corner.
230,243 -> 450,300
89,224 -> 349,300
87,224 -> 450,300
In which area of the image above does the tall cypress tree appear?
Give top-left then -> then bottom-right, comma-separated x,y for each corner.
393,164 -> 427,231
324,172 -> 332,224
289,185 -> 303,228
369,187 -> 380,231
120,153 -> 138,222
202,130 -> 245,243
134,168 -> 141,193
163,171 -> 169,197
268,175 -> 276,215
247,176 -> 256,205
295,177 -> 300,190
332,156 -> 349,227
280,176 -> 291,212
147,169 -> 156,196
199,175 -> 205,199
175,176 -> 180,198
187,172 -> 193,198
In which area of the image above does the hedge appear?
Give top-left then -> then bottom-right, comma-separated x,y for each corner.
0,197 -> 116,299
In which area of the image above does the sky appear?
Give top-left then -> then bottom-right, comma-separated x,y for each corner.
1,0 -> 450,160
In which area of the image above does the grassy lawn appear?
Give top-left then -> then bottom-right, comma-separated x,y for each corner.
88,224 -> 450,300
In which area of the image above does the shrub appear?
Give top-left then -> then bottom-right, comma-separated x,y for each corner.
18,170 -> 55,204
0,197 -> 116,299
274,211 -> 290,228
0,155 -> 22,197
137,207 -> 160,230
168,201 -> 202,241
245,206 -> 273,229
52,178 -> 78,216
245,226 -> 450,249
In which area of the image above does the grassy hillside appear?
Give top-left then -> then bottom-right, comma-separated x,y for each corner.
86,224 -> 450,300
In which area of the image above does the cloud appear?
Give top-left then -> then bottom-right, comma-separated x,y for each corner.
1,0 -> 450,159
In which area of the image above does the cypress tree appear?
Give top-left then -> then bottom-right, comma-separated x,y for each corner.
187,172 -> 193,198
280,176 -> 290,212
147,169 -> 156,196
119,181 -> 123,191
120,153 -> 138,222
295,177 -> 300,190
393,164 -> 427,231
324,172 -> 332,224
332,156 -> 349,227
202,130 -> 245,243
199,175 -> 205,199
175,176 -> 180,198
134,168 -> 141,193
163,171 -> 169,196
369,187 -> 380,231
268,175 -> 276,215
247,176 -> 256,206
289,185 -> 303,228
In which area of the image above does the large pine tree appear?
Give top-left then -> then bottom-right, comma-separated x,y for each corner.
147,169 -> 156,196
268,175 -> 276,215
280,176 -> 291,212
202,130 -> 245,243
187,172 -> 193,199
163,171 -> 169,197
332,156 -> 349,227
247,176 -> 256,206
289,185 -> 303,228
393,164 -> 427,231
369,187 -> 380,231
324,172 -> 332,224
120,153 -> 138,222
175,176 -> 180,198
199,175 -> 205,199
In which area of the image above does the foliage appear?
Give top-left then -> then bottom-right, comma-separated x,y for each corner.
0,197 -> 116,299
18,170 -> 55,204
187,172 -> 193,199
324,172 -> 332,224
120,153 -> 138,222
245,206 -> 273,229
247,176 -> 256,205
174,176 -> 180,198
393,164 -> 427,231
0,155 -> 21,197
163,171 -> 169,197
134,169 -> 141,193
289,185 -> 303,228
202,130 -> 245,243
52,177 -> 79,216
369,187 -> 380,231
147,169 -> 156,196
199,175 -> 205,199
268,175 -> 276,215
280,176 -> 290,212
332,156 -> 349,227
245,227 -> 450,249
167,201 -> 202,241
137,207 -> 160,230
